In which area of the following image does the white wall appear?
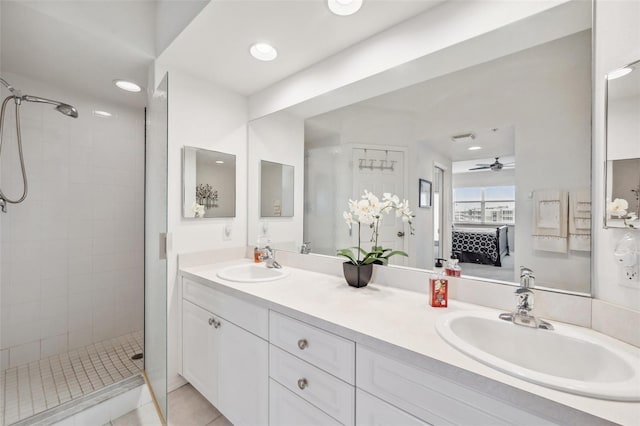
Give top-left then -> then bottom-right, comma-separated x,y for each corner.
248,111 -> 304,251
593,0 -> 640,310
607,94 -> 640,160
0,73 -> 144,370
155,68 -> 248,390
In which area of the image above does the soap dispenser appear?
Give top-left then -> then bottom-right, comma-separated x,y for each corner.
430,258 -> 448,307
445,253 -> 461,277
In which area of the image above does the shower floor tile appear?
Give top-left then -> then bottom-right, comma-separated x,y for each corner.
1,330 -> 143,426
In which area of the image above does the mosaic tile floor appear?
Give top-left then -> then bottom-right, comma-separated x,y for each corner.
1,330 -> 143,425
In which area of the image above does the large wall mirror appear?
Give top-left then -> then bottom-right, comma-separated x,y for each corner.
604,59 -> 640,229
247,1 -> 593,295
183,146 -> 236,218
261,160 -> 295,217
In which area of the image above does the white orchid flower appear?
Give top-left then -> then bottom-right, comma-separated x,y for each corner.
607,198 -> 629,217
343,211 -> 354,229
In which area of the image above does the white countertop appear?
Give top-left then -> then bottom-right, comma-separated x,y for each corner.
180,259 -> 640,426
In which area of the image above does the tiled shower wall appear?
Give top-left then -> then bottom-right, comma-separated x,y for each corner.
0,73 -> 144,371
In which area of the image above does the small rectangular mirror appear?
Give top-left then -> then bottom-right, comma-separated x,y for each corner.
260,160 -> 294,217
605,59 -> 640,228
183,146 -> 236,218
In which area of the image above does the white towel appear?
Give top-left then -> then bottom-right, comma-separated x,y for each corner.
532,190 -> 568,253
569,190 -> 591,252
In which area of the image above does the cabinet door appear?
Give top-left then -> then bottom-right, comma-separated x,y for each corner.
270,379 -> 342,426
182,300 -> 220,406
219,318 -> 268,426
356,389 -> 431,426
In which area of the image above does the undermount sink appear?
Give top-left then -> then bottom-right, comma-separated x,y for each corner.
436,310 -> 640,401
216,263 -> 289,283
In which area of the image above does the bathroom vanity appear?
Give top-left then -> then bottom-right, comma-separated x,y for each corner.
178,259 -> 638,426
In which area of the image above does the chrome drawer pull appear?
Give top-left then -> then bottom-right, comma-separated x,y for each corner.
297,378 -> 308,390
297,339 -> 308,350
208,317 -> 221,328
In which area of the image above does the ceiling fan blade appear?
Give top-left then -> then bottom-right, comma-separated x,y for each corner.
475,163 -> 491,167
469,166 -> 490,170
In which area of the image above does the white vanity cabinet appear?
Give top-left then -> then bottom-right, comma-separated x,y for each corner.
181,279 -> 269,426
268,311 -> 356,426
356,345 -> 558,426
356,389 -> 430,426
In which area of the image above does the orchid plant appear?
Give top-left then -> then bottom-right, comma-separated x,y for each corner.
607,198 -> 637,228
337,190 -> 415,265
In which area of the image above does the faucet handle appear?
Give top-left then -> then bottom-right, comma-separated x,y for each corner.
520,266 -> 534,277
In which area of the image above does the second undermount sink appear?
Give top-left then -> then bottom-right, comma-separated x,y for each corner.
436,310 -> 640,401
216,263 -> 289,283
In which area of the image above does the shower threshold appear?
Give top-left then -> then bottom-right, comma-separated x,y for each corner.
1,330 -> 143,425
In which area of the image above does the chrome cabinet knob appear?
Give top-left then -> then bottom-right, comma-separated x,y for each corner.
208,318 -> 215,326
397,231 -> 405,237
297,378 -> 308,390
297,339 -> 308,350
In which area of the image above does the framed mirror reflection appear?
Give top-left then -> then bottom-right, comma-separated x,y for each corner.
247,2 -> 593,295
604,59 -> 640,229
261,160 -> 295,217
182,146 -> 236,218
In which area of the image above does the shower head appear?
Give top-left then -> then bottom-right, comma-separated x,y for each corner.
22,95 -> 79,118
55,103 -> 79,118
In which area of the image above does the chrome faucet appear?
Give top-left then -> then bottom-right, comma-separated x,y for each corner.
300,242 -> 311,254
259,245 -> 282,269
499,267 -> 554,330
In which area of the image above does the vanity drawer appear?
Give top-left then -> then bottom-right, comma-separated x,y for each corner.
356,345 -> 557,426
270,379 -> 342,426
270,345 -> 355,426
356,389 -> 431,426
183,278 -> 268,339
269,311 -> 355,383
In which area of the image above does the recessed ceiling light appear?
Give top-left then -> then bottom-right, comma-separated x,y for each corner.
113,79 -> 142,92
250,43 -> 278,61
93,110 -> 112,117
328,0 -> 363,16
607,67 -> 633,80
468,146 -> 483,151
215,160 -> 225,164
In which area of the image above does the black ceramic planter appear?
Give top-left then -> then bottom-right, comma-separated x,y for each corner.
343,262 -> 373,288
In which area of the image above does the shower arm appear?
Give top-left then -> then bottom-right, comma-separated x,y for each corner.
0,77 -> 21,98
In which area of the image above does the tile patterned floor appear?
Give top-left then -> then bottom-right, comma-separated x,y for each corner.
108,384 -> 232,426
1,331 -> 143,425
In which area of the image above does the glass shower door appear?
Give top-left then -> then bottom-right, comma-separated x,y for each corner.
145,74 -> 168,421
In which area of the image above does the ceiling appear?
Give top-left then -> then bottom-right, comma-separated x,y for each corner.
159,0 -> 444,96
304,29 -> 591,166
0,0 -> 208,107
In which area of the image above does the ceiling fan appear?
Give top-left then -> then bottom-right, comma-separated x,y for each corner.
469,157 -> 515,171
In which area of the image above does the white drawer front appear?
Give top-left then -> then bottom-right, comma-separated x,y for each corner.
269,311 -> 355,383
270,379 -> 343,426
356,345 -> 558,426
356,389 -> 431,426
183,278 -> 268,339
270,345 -> 355,426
